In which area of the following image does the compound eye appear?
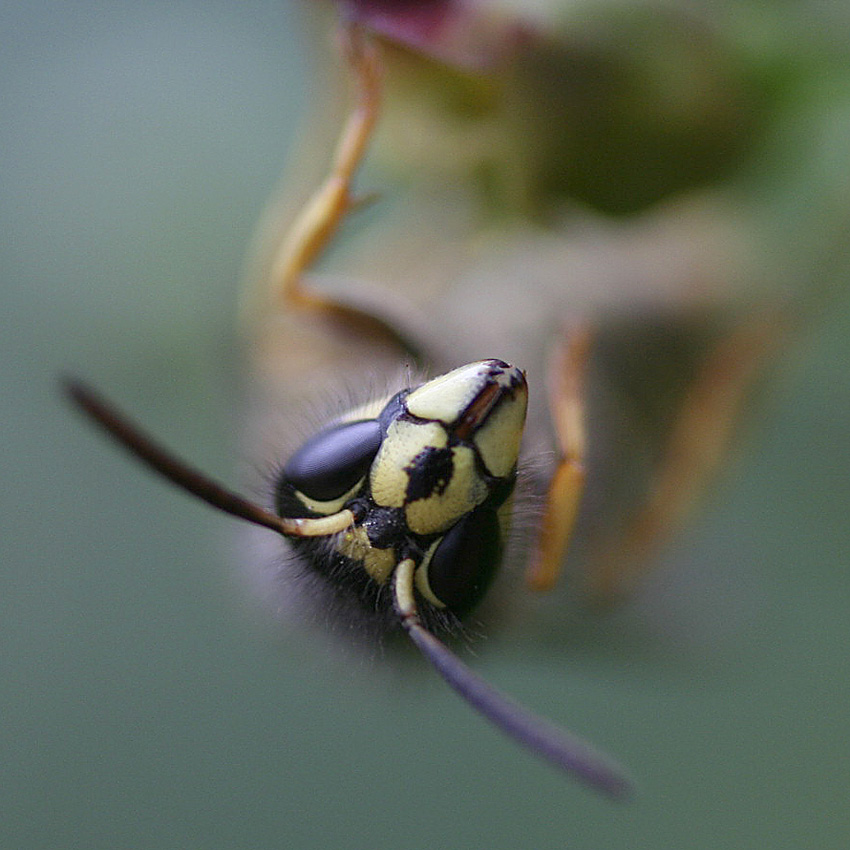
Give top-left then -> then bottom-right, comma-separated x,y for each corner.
425,506 -> 502,615
377,389 -> 409,433
283,419 -> 382,501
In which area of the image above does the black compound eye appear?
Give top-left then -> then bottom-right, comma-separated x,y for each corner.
425,506 -> 502,615
282,419 -> 382,501
377,389 -> 409,434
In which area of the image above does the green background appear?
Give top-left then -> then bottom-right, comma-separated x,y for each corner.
3,3 -> 849,848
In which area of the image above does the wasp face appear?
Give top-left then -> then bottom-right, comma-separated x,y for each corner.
276,360 -> 528,617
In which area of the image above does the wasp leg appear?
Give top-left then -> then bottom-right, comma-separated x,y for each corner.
258,24 -> 414,351
267,24 -> 379,311
584,313 -> 782,604
526,327 -> 592,592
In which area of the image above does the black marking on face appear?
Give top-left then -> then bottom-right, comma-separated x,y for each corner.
363,506 -> 408,549
404,444 -> 453,503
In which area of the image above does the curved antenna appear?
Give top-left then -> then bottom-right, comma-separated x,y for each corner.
393,559 -> 633,799
63,378 -> 353,539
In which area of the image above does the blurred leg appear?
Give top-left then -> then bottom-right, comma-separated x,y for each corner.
584,313 -> 781,603
526,327 -> 592,592
259,25 -> 409,349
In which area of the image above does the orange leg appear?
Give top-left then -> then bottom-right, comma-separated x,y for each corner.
264,24 -> 380,313
526,327 -> 592,592
251,23 -> 419,354
584,313 -> 783,604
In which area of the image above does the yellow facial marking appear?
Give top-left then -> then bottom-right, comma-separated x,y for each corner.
336,525 -> 395,584
294,479 -> 362,516
369,419 -> 447,508
337,525 -> 371,561
363,546 -> 396,584
405,444 -> 486,535
405,362 -> 490,423
472,392 -> 527,478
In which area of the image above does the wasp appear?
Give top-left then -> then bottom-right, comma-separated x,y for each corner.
65,22 -> 774,799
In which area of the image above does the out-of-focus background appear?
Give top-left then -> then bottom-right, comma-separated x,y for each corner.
3,2 -> 849,848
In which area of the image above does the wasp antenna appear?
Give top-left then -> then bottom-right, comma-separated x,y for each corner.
62,377 -> 353,539
392,559 -> 633,799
